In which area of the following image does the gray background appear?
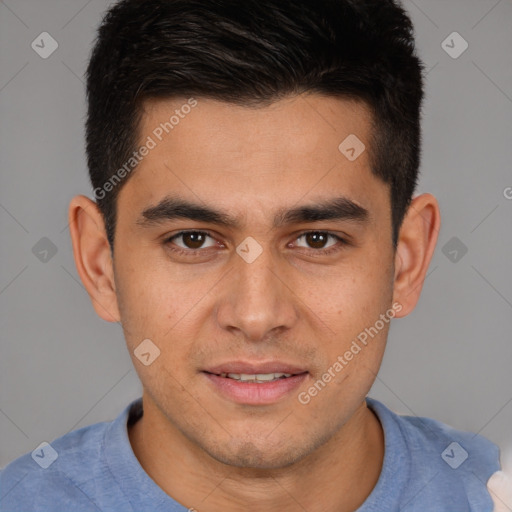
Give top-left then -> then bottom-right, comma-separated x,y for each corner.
1,0 -> 511,469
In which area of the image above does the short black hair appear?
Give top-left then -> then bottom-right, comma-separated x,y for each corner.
85,0 -> 424,249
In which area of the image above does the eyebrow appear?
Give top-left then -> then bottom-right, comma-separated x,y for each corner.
137,195 -> 370,229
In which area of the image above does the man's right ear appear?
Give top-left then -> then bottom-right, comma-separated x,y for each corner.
68,195 -> 121,323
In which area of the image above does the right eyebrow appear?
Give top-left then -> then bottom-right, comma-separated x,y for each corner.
137,196 -> 242,229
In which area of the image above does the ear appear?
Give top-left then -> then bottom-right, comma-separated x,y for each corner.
68,195 -> 120,323
392,193 -> 440,317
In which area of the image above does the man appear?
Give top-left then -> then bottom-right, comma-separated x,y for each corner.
0,0 -> 505,510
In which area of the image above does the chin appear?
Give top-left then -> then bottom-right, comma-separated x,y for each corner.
203,437 -> 316,470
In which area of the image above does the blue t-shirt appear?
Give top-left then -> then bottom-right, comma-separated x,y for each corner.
0,397 -> 500,511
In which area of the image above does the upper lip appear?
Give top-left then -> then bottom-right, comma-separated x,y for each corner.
204,361 -> 308,375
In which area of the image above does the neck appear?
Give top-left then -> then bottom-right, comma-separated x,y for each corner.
128,395 -> 384,512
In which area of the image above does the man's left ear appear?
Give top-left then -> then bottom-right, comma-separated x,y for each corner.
392,193 -> 441,317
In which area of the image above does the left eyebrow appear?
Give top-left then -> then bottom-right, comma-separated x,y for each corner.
136,195 -> 370,229
274,197 -> 370,227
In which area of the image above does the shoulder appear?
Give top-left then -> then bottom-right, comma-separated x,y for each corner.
367,398 -> 501,511
0,416 -> 125,512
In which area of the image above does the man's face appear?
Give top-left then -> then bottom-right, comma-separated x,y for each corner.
113,94 -> 396,468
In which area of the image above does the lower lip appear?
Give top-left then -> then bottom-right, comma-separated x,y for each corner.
203,373 -> 308,405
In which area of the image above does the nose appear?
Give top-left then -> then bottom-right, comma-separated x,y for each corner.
215,244 -> 299,342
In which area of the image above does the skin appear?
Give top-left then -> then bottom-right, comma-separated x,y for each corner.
69,93 -> 440,511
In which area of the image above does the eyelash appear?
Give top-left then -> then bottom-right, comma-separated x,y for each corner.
163,230 -> 350,257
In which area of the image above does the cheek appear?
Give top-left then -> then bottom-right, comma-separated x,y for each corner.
113,253 -> 171,343
113,257 -> 200,391
113,251 -> 216,350
305,256 -> 394,336
299,256 -> 394,394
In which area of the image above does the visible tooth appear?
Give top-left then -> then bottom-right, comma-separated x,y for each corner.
255,373 -> 276,381
239,374 -> 256,382
224,372 -> 294,382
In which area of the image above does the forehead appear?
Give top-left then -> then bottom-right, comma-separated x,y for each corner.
118,94 -> 388,227
140,93 -> 373,161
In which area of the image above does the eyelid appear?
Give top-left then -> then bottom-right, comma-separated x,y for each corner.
293,231 -> 343,247
165,230 -> 219,249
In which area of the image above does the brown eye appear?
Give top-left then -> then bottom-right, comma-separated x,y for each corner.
305,232 -> 328,249
167,231 -> 216,250
296,231 -> 337,250
181,232 -> 207,249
